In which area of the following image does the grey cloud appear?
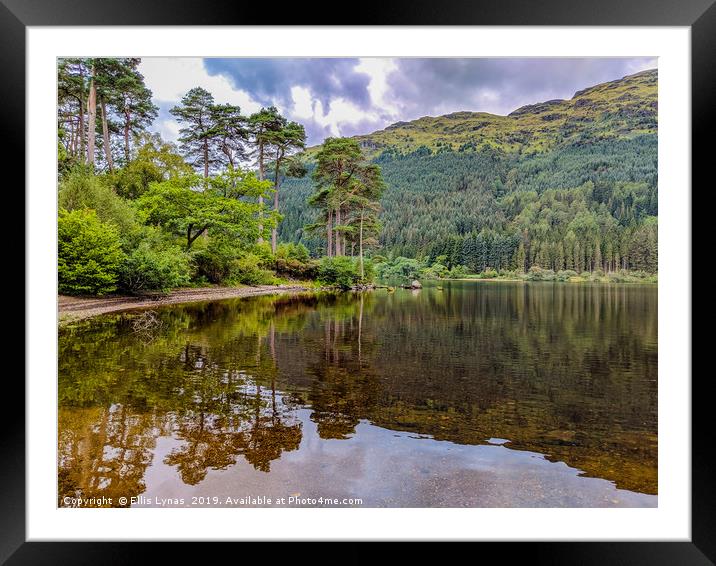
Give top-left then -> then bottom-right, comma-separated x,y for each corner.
384,58 -> 657,120
158,57 -> 657,146
203,58 -> 372,112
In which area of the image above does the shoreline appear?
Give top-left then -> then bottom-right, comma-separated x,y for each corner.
58,284 -> 313,325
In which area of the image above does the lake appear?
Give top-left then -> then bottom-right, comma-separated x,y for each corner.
58,281 -> 657,508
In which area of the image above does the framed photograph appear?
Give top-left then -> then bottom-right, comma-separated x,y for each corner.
8,0 -> 709,561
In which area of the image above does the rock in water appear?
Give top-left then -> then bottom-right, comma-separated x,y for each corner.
411,280 -> 423,289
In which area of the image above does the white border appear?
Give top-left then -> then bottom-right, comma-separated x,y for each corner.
27,26 -> 691,541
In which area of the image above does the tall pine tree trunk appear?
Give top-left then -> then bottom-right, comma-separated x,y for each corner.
100,99 -> 113,172
203,138 -> 209,178
335,207 -> 342,256
257,141 -> 264,243
359,208 -> 364,278
271,155 -> 282,253
124,109 -> 131,163
79,68 -> 86,163
87,67 -> 97,168
327,209 -> 333,257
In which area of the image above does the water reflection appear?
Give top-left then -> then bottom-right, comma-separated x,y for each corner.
58,282 -> 657,507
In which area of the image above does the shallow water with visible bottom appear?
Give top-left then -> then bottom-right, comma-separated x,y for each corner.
58,281 -> 657,507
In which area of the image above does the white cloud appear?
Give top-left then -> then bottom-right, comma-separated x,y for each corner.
290,85 -> 380,137
290,86 -> 314,120
155,118 -> 181,143
139,57 -> 263,110
623,57 -> 658,75
354,58 -> 399,116
138,58 -> 265,142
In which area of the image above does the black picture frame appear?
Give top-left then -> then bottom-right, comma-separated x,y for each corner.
6,1 -> 709,562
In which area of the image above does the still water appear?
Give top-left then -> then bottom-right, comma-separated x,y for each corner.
58,281 -> 657,508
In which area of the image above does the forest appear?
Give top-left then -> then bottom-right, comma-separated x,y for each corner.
57,59 -> 657,298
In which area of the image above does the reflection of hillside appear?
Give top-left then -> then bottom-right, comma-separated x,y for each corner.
272,285 -> 658,494
59,284 -> 657,499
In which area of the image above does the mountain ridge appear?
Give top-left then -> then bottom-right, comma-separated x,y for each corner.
304,68 -> 657,159
281,69 -> 658,267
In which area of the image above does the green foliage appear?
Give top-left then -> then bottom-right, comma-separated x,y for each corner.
191,237 -> 239,284
275,242 -> 310,262
375,256 -> 428,282
229,253 -> 278,285
318,256 -> 364,289
421,262 -> 449,280
107,133 -> 192,199
170,87 -> 247,175
273,243 -> 318,280
191,237 -> 276,285
58,58 -> 159,170
58,209 -> 126,295
555,269 -> 579,281
307,137 -> 385,260
274,257 -> 319,280
58,167 -> 139,240
118,235 -> 190,294
135,169 -> 274,250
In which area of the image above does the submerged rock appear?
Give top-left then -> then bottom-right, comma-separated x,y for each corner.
411,280 -> 423,289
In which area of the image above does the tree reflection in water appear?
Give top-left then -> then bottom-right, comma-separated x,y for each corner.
58,283 -> 657,506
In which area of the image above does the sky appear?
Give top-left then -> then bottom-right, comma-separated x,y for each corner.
138,57 -> 656,147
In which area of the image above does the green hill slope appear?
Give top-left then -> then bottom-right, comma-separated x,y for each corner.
279,69 -> 658,273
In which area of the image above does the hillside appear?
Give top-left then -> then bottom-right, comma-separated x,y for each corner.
279,70 -> 658,272
309,69 -> 657,159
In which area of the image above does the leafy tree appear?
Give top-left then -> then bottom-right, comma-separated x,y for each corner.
58,167 -> 139,240
135,169 -> 274,250
107,133 -> 192,199
211,103 -> 249,169
111,60 -> 159,163
58,209 -> 126,295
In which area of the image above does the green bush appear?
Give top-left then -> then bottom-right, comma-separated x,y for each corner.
58,208 -> 126,295
447,264 -> 470,278
555,269 -> 579,281
191,238 -> 235,284
229,253 -> 277,285
422,262 -> 448,279
524,266 -> 556,281
273,242 -> 317,280
318,256 -> 361,289
58,168 -> 139,240
192,238 -> 279,285
276,242 -> 310,263
118,239 -> 190,294
252,241 -> 275,266
274,257 -> 319,280
481,268 -> 498,279
375,256 -> 427,281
